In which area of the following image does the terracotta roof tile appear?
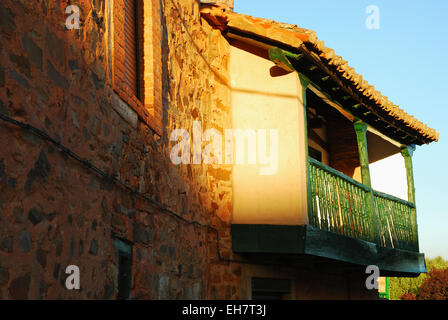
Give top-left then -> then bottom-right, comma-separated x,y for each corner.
201,4 -> 439,143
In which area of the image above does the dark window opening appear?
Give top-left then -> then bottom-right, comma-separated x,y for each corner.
114,239 -> 132,300
123,0 -> 140,99
251,278 -> 291,300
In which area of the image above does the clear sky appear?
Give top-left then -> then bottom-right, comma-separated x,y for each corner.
234,0 -> 448,259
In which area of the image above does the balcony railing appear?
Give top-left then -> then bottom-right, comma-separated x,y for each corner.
373,190 -> 418,251
308,157 -> 418,252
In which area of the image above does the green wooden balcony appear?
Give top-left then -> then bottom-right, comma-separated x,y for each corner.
231,48 -> 426,274
231,156 -> 425,275
309,157 -> 419,252
231,157 -> 425,275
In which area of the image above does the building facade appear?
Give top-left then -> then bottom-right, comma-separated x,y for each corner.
0,0 -> 438,299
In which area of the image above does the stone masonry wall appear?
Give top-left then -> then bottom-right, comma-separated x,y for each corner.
0,0 -> 235,299
0,0 -> 380,301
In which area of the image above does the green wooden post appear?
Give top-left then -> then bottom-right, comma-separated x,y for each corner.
400,145 -> 416,204
353,120 -> 381,245
401,145 -> 419,251
353,121 -> 372,188
299,73 -> 314,226
268,47 -> 303,72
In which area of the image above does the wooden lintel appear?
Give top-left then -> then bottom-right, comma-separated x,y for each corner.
308,84 -> 354,122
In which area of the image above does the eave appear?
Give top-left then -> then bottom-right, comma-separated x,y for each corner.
201,4 -> 439,146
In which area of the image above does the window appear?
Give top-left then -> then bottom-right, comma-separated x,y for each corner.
114,238 -> 132,300
113,0 -> 162,135
251,278 -> 291,300
122,0 -> 139,98
113,0 -> 142,102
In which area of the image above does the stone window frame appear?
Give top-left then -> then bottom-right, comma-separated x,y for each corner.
112,0 -> 162,135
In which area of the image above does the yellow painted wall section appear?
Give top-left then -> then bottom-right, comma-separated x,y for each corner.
230,42 -> 308,225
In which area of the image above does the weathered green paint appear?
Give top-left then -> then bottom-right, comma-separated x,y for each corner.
267,47 -> 420,253
373,192 -> 418,251
309,156 -> 419,252
268,46 -> 430,145
309,158 -> 370,192
353,120 -> 382,247
298,73 -> 310,106
295,71 -> 356,121
309,158 -> 375,243
400,145 -> 419,251
373,190 -> 415,208
231,224 -> 426,276
268,47 -> 303,73
353,120 -> 371,187
400,145 -> 416,204
231,224 -> 306,254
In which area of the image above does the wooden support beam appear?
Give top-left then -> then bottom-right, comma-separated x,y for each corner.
400,145 -> 416,204
296,43 -> 426,145
400,145 -> 419,251
354,120 -> 372,187
354,120 -> 381,246
268,47 -> 303,72
308,84 -> 355,122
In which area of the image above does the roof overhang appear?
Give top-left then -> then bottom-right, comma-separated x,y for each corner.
201,4 -> 439,146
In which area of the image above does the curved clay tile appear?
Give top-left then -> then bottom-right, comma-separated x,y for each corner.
200,4 -> 439,143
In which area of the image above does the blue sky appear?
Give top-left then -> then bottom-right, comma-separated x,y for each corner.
234,0 -> 448,259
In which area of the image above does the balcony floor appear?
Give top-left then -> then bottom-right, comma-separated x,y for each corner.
231,224 -> 426,277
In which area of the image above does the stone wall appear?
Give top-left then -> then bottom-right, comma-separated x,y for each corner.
0,0 -> 380,300
0,0 -> 234,299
